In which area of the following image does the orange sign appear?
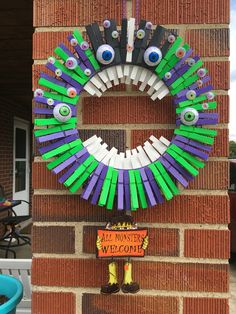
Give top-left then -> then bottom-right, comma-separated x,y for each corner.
97,229 -> 148,258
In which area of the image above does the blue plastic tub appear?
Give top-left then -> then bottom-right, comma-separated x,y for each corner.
0,275 -> 23,314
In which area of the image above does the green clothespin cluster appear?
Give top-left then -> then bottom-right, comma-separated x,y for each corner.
42,139 -> 82,160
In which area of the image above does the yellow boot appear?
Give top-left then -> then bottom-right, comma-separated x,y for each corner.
101,261 -> 120,294
121,261 -> 140,293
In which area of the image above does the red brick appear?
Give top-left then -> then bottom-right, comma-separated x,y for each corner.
184,229 -> 230,259
82,96 -> 176,125
204,61 -> 229,90
83,226 -> 179,256
32,194 -> 230,224
213,95 -> 229,124
82,294 -> 179,314
32,226 -> 75,254
32,292 -> 76,314
32,64 -> 51,90
33,0 -> 123,27
183,297 -> 229,314
187,161 -> 229,190
131,129 -> 228,157
32,258 -> 229,292
185,29 -> 229,57
134,0 -> 230,24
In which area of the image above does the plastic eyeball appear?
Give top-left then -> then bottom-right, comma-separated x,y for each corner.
67,87 -> 77,98
47,98 -> 54,106
197,68 -> 207,78
137,29 -> 145,39
96,44 -> 115,65
80,41 -> 89,50
145,21 -> 152,29
34,89 -> 44,97
197,80 -> 203,87
53,103 -> 72,122
111,30 -> 119,39
206,92 -> 215,100
84,68 -> 91,76
188,58 -> 195,66
55,69 -> 62,77
176,47 -> 186,58
180,108 -> 199,125
65,57 -> 78,70
186,90 -> 197,100
168,34 -> 176,43
202,103 -> 209,109
165,72 -> 172,80
103,19 -> 111,28
70,38 -> 78,46
144,46 -> 162,66
48,56 -> 56,64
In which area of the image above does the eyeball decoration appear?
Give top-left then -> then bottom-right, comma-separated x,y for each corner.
180,108 -> 199,126
53,104 -> 72,122
96,44 -> 115,65
34,18 -> 218,211
144,47 -> 162,66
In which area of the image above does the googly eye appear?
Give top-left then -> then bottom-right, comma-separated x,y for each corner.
145,21 -> 152,30
96,44 -> 115,65
70,38 -> 78,46
137,29 -> 145,39
67,87 -> 77,98
103,19 -> 111,28
34,89 -> 44,97
84,68 -> 91,76
53,103 -> 72,122
180,108 -> 199,126
168,34 -> 176,43
188,58 -> 195,66
48,56 -> 56,64
55,69 -> 62,77
206,92 -> 215,100
196,80 -> 203,88
165,72 -> 172,79
65,57 -> 78,70
111,30 -> 119,39
202,103 -> 209,109
186,90 -> 197,100
144,46 -> 162,66
80,41 -> 89,50
176,47 -> 186,58
47,98 -> 54,106
197,68 -> 207,78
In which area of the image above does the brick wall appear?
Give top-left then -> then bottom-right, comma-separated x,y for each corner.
32,1 -> 230,313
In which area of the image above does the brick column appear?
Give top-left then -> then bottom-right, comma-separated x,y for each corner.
32,1 -> 230,313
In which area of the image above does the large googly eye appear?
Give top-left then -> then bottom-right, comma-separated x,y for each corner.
80,41 -> 89,50
197,68 -> 207,78
70,38 -> 78,46
34,89 -> 44,97
67,87 -> 77,98
168,34 -> 176,43
176,47 -> 186,58
96,44 -> 115,65
186,90 -> 197,100
180,108 -> 199,126
65,57 -> 78,70
144,47 -> 162,66
137,29 -> 145,39
53,103 -> 72,122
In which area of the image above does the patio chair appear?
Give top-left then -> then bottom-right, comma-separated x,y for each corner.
0,185 -> 31,258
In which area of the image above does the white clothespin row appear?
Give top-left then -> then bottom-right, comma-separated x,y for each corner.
143,141 -> 160,162
147,86 -> 155,96
147,73 -> 159,87
94,145 -> 109,161
86,137 -> 103,154
139,70 -> 152,91
136,145 -> 151,166
153,80 -> 165,91
157,85 -> 169,99
106,67 -> 119,85
102,147 -> 118,165
131,149 -> 142,169
149,135 -> 167,154
133,66 -> 142,85
116,65 -> 124,79
84,81 -> 102,97
126,18 -> 135,63
83,135 -> 98,147
98,70 -> 109,84
130,66 -> 139,80
123,150 -> 132,169
90,75 -> 107,92
114,154 -> 122,169
109,152 -> 118,167
159,136 -> 171,147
